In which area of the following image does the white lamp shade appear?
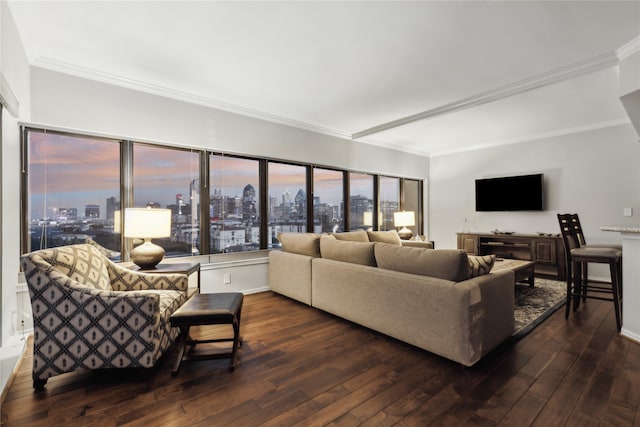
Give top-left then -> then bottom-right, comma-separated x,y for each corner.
124,208 -> 171,239
362,211 -> 373,227
394,211 -> 415,227
114,210 -> 121,233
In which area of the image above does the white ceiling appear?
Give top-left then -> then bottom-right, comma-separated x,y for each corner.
7,1 -> 640,156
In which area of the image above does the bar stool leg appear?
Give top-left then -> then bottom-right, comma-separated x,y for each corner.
565,263 -> 573,319
573,261 -> 582,312
610,261 -> 622,331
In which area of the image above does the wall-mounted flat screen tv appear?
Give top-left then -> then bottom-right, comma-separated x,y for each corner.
475,173 -> 544,211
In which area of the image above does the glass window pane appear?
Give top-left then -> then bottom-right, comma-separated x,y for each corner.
403,179 -> 421,237
133,144 -> 200,257
209,155 -> 260,253
313,168 -> 344,233
349,172 -> 374,231
379,176 -> 400,231
27,131 -> 121,259
268,162 -> 307,247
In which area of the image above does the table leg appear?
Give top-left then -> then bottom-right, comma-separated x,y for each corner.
172,325 -> 189,376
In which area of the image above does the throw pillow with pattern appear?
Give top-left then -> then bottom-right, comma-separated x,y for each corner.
468,254 -> 496,277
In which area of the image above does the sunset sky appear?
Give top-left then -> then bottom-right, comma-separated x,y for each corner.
28,132 -> 396,220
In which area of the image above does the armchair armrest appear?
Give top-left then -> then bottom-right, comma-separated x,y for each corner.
106,260 -> 189,293
32,268 -> 162,339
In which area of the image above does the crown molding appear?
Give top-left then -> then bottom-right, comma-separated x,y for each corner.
616,36 -> 640,61
31,56 -> 352,141
352,52 -> 619,140
0,72 -> 20,118
430,117 -> 631,158
355,136 -> 431,157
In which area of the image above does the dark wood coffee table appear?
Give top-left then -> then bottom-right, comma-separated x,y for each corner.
492,258 -> 535,287
170,292 -> 244,375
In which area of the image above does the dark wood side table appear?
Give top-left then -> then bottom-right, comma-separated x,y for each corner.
123,261 -> 201,291
170,292 -> 244,375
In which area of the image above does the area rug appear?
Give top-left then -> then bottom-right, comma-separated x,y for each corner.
513,278 -> 566,337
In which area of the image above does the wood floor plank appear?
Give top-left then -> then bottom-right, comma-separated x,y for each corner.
2,291 -> 639,427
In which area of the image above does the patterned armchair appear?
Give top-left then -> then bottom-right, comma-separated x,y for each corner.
20,244 -> 189,389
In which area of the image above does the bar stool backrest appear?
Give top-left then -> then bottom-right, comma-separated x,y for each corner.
569,213 -> 588,247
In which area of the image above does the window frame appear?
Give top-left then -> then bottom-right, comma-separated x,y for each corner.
20,125 -> 425,260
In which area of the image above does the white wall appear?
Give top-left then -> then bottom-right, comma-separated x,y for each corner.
29,67 -> 429,180
1,0 -> 31,396
429,123 -> 640,277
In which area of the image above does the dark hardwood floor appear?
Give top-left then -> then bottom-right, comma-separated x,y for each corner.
2,291 -> 639,426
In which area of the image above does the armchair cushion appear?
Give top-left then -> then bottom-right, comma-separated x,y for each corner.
37,244 -> 111,291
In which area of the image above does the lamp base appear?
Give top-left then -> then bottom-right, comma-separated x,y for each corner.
398,227 -> 413,240
130,239 -> 165,269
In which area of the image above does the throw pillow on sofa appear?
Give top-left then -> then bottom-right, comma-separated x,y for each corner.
374,243 -> 470,282
468,254 -> 496,277
277,232 -> 321,257
332,230 -> 370,242
320,235 -> 377,266
367,230 -> 402,245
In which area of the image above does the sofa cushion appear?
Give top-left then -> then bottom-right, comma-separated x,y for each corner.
332,230 -> 370,242
367,230 -> 402,245
374,243 -> 470,282
320,236 -> 376,266
277,232 -> 321,257
468,254 -> 496,277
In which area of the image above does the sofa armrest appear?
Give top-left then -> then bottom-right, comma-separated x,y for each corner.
106,260 -> 189,293
269,250 -> 313,305
454,268 -> 515,361
401,240 -> 434,249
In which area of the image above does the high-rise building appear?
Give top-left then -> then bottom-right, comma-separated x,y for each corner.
106,196 -> 120,221
295,189 -> 306,219
85,204 -> 100,218
242,184 -> 257,221
57,208 -> 78,221
176,194 -> 184,215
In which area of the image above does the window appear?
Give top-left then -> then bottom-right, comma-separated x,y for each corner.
25,130 -> 121,258
268,162 -> 307,247
349,172 -> 374,230
22,126 -> 424,258
133,144 -> 200,257
313,168 -> 344,233
209,155 -> 260,253
379,176 -> 400,231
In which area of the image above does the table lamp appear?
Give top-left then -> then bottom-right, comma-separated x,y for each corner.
363,211 -> 373,231
124,208 -> 171,269
394,211 -> 415,240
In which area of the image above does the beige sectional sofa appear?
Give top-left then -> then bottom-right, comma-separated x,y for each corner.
269,230 -> 515,367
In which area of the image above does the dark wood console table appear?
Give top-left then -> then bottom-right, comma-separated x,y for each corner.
457,232 -> 566,280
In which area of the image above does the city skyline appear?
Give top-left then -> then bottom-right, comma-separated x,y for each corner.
28,132 -> 399,220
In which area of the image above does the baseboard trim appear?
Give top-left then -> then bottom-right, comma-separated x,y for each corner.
621,328 -> 640,345
1,335 -> 31,405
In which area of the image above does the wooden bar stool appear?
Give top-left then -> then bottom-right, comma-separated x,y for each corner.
557,214 -> 622,331
568,213 -> 622,302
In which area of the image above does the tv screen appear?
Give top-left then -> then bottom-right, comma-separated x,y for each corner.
475,174 -> 544,211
